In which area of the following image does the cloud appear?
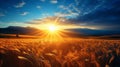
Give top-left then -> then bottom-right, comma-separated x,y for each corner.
27,16 -> 66,25
72,5 -> 81,13
74,0 -> 81,5
20,12 -> 29,16
50,0 -> 58,4
58,4 -> 80,18
0,13 -> 5,16
68,0 -> 120,30
55,12 -> 79,17
0,21 -> 29,28
36,6 -> 41,9
59,5 -> 65,9
27,19 -> 44,24
14,1 -> 26,8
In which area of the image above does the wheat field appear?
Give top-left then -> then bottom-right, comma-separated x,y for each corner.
0,38 -> 120,67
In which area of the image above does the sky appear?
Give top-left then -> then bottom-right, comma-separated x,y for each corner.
0,0 -> 120,31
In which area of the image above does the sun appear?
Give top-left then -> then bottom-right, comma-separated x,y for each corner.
39,23 -> 64,41
48,24 -> 57,32
36,23 -> 71,41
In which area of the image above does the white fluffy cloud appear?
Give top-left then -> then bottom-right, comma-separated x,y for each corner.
55,12 -> 79,17
50,0 -> 58,4
58,4 -> 80,18
20,12 -> 29,16
36,6 -> 41,9
14,1 -> 26,8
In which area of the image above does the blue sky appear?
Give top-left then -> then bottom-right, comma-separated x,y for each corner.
0,0 -> 120,30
